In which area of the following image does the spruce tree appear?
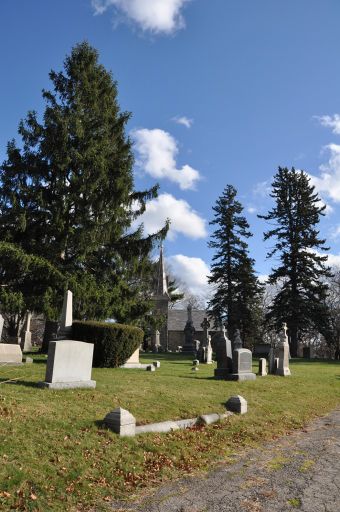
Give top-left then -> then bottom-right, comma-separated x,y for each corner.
259,167 -> 330,356
208,185 -> 262,344
0,42 -> 167,323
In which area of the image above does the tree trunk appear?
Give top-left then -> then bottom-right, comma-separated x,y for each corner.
289,326 -> 298,357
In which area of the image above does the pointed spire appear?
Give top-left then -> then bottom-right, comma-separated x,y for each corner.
156,243 -> 169,297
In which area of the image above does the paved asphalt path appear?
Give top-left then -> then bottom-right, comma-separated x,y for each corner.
111,409 -> 340,512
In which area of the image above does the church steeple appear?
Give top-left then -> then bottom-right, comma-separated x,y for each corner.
155,244 -> 169,297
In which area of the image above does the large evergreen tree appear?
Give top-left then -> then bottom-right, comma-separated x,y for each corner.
259,167 -> 330,356
208,185 -> 262,345
0,42 -> 167,323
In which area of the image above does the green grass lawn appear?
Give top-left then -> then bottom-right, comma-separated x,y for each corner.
0,353 -> 339,511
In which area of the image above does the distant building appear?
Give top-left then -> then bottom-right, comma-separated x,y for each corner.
151,246 -> 207,351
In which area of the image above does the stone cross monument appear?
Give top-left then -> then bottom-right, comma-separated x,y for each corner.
277,323 -> 291,376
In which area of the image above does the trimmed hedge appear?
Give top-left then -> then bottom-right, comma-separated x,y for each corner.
72,320 -> 143,368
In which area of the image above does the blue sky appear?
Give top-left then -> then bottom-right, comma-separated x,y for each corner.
1,0 -> 340,298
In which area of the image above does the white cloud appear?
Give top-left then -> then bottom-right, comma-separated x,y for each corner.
315,114 -> 340,135
167,254 -> 210,297
172,116 -> 193,128
327,253 -> 340,268
330,225 -> 340,240
253,180 -> 271,198
309,144 -> 340,203
91,0 -> 189,34
317,197 -> 334,216
135,193 -> 207,240
309,249 -> 340,269
247,206 -> 257,214
132,128 -> 201,190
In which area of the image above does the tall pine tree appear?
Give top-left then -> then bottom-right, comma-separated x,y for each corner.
208,185 -> 262,345
0,42 -> 167,323
259,167 -> 330,356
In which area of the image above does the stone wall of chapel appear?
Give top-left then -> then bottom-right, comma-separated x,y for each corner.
168,330 -> 205,352
151,296 -> 170,349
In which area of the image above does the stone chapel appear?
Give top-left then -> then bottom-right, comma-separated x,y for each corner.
152,246 -> 207,351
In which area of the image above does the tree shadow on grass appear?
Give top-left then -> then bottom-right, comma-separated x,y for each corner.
0,379 -> 41,388
291,358 -> 340,364
178,375 -> 217,380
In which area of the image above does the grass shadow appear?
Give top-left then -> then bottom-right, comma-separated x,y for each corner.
94,419 -> 106,429
290,358 -> 340,364
178,375 -> 216,380
0,379 -> 41,388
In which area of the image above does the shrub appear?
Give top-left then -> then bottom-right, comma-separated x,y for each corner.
72,320 -> 143,367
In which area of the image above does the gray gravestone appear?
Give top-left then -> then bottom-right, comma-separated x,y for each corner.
0,344 -> 23,365
214,324 -> 233,379
225,395 -> 247,414
259,358 -> 267,376
225,348 -> 256,381
39,340 -> 96,389
104,408 -> 136,437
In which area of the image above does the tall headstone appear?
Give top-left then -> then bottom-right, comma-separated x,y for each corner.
201,317 -> 210,347
0,314 -> 4,341
182,304 -> 196,354
151,330 -> 161,353
201,334 -> 213,364
214,324 -> 233,379
258,358 -> 267,376
39,339 -> 96,389
206,336 -> 213,364
59,290 -> 73,338
199,317 -> 213,364
21,311 -> 32,353
268,346 -> 276,374
276,323 -> 291,376
268,334 -> 280,374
